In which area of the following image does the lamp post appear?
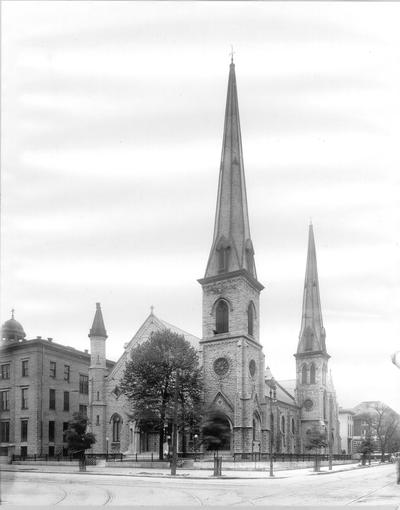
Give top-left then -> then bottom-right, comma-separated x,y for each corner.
328,396 -> 333,471
106,437 -> 109,459
269,384 -> 277,477
170,369 -> 180,476
193,434 -> 198,462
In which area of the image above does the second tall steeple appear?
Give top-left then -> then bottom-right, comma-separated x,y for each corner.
297,223 -> 327,356
205,61 -> 257,281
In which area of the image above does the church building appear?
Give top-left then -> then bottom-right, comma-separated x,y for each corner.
86,60 -> 341,456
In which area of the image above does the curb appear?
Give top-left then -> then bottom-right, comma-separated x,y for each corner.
0,463 -> 367,481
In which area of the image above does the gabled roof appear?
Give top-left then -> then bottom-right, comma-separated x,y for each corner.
108,313 -> 200,380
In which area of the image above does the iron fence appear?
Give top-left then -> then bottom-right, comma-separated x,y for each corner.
232,452 -> 353,462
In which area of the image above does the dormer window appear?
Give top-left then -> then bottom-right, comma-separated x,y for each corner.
217,247 -> 230,273
216,237 -> 230,274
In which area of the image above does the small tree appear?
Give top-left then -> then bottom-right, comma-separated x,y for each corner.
64,412 -> 96,471
201,409 -> 231,457
304,425 -> 328,472
120,329 -> 203,460
305,426 -> 328,452
358,436 -> 374,465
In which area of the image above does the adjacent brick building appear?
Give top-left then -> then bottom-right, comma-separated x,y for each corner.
0,310 -> 114,458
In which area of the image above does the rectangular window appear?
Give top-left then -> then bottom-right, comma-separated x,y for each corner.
79,374 -> 88,394
49,389 -> 55,410
49,421 -> 55,442
50,361 -> 56,378
48,445 -> 54,457
21,445 -> 27,457
1,364 -> 10,380
21,388 -> 28,409
96,415 -> 100,426
0,422 -> 10,442
63,391 -> 69,411
21,420 -> 28,442
22,360 -> 29,377
79,404 -> 87,417
64,365 -> 70,382
0,391 -> 9,411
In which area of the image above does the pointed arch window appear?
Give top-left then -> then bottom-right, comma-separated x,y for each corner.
216,300 -> 229,334
323,391 -> 327,421
111,414 -> 121,442
322,365 -> 327,385
281,415 -> 285,434
247,302 -> 255,336
310,363 -> 316,384
301,364 -> 308,384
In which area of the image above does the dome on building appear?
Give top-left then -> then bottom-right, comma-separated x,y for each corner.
1,310 -> 26,341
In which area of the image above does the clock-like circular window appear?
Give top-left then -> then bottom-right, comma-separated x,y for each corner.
303,399 -> 313,411
249,359 -> 256,377
213,357 -> 229,376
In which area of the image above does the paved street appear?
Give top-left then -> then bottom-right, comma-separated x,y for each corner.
1,463 -> 399,506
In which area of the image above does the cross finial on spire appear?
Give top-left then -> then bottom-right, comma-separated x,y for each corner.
11,308 -> 15,319
309,217 -> 313,226
230,45 -> 235,64
150,305 -> 154,315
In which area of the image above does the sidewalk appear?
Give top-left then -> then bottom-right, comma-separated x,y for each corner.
0,460 -> 380,480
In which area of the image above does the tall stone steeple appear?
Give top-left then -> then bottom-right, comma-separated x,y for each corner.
199,60 -> 266,455
297,223 -> 327,356
205,60 -> 258,282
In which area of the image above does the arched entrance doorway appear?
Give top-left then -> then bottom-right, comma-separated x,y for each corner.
202,412 -> 232,453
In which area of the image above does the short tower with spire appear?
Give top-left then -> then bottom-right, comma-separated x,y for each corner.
295,225 -> 337,450
88,302 -> 108,453
198,59 -> 267,454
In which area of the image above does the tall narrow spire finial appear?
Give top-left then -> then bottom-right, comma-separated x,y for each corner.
11,308 -> 15,319
150,305 -> 154,316
230,45 -> 235,64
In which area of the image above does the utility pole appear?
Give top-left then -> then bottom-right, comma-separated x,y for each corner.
170,369 -> 179,476
328,395 -> 333,470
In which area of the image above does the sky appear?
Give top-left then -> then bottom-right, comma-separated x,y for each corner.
1,1 -> 400,413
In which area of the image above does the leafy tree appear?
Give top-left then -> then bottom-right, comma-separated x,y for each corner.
201,409 -> 231,456
120,329 -> 203,460
358,403 -> 400,461
63,412 -> 96,470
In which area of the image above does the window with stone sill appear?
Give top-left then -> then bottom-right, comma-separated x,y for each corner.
50,361 -> 56,378
1,364 -> 10,380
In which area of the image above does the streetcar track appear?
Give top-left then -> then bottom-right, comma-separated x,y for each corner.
103,488 -> 114,506
181,489 -> 204,506
54,486 -> 68,505
345,481 -> 395,505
